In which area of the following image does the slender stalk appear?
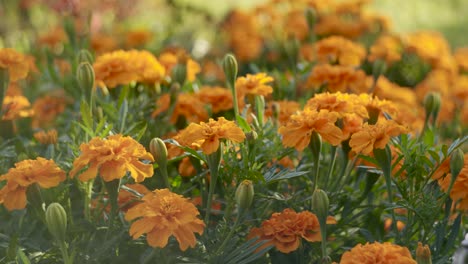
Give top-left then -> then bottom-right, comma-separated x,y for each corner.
216,214 -> 240,255
204,146 -> 222,225
324,146 -> 337,189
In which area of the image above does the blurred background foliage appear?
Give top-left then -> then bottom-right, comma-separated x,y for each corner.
1,0 -> 468,51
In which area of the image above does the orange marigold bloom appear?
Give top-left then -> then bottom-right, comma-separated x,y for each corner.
70,134 -> 154,182
151,93 -> 208,124
38,27 -> 67,48
118,183 -> 150,212
2,95 -> 34,120
34,129 -> 58,145
0,158 -> 66,211
0,48 -> 30,82
248,208 -> 322,253
90,33 -> 118,54
265,100 -> 300,125
93,50 -> 165,89
349,119 -> 407,155
32,94 -> 67,128
404,31 -> 452,69
340,242 -> 416,264
125,29 -> 153,48
278,109 -> 343,151
306,64 -> 367,93
434,153 -> 468,210
177,117 -> 246,155
197,86 -> 233,114
314,14 -> 366,39
368,34 -> 403,64
236,72 -> 274,98
159,51 -> 201,82
454,47 -> 468,72
314,36 -> 367,66
125,188 -> 205,251
306,92 -> 368,118
284,10 -> 309,41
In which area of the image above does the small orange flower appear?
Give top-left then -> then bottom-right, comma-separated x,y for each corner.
340,242 -> 416,264
33,129 -> 58,145
284,10 -> 309,41
368,34 -> 403,64
306,92 -> 368,118
0,48 -> 30,82
93,50 -> 165,88
38,27 -> 67,48
158,51 -> 201,82
2,95 -> 34,120
454,47 -> 468,72
405,31 -> 451,68
118,183 -> 150,212
434,153 -> 468,210
265,100 -> 300,125
306,64 -> 367,93
125,188 -> 205,251
177,117 -> 245,154
197,86 -> 233,113
125,29 -> 153,48
236,72 -> 274,98
314,36 -> 367,66
278,109 -> 343,151
349,119 -> 407,155
248,208 -> 322,253
90,33 -> 118,54
32,94 -> 68,128
0,158 -> 66,211
151,93 -> 209,124
70,134 -> 154,182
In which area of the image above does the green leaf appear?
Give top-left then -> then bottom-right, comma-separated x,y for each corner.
16,248 -> 31,264
236,115 -> 252,132
80,100 -> 93,131
118,99 -> 128,133
165,139 -> 206,163
264,167 -> 309,183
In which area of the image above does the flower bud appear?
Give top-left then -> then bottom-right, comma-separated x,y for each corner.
45,203 -> 67,242
77,49 -> 94,65
312,189 -> 329,219
77,62 -> 95,93
149,137 -> 168,168
246,131 -> 258,142
416,242 -> 432,264
450,149 -> 465,178
223,54 -> 238,87
424,92 -> 441,123
235,180 -> 254,213
305,8 -> 317,30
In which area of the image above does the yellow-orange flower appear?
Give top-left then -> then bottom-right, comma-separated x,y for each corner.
2,95 -> 34,120
158,51 -> 201,82
314,36 -> 367,66
278,109 -> 343,151
125,188 -> 205,251
368,34 -> 403,64
93,50 -> 165,88
125,29 -> 153,48
118,183 -> 150,212
306,64 -> 367,93
90,33 -> 118,54
434,153 -> 468,210
70,134 -> 154,182
454,47 -> 468,72
38,27 -> 67,48
306,92 -> 368,118
0,158 -> 66,211
405,31 -> 452,69
177,117 -> 246,154
340,242 -> 416,264
197,86 -> 233,114
0,48 -> 30,82
247,208 -> 322,253
265,100 -> 300,125
152,93 -> 209,124
349,119 -> 407,155
236,72 -> 274,98
32,94 -> 68,128
34,129 -> 58,145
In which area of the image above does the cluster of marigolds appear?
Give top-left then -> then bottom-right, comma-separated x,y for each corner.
0,0 -> 467,263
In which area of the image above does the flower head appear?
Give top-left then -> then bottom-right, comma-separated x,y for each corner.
70,134 -> 154,182
248,208 -> 322,253
32,94 -> 67,128
314,36 -> 367,66
434,153 -> 468,210
349,119 -> 407,155
2,95 -> 34,120
306,64 -> 367,93
0,48 -> 30,82
177,117 -> 245,154
34,129 -> 58,145
0,158 -> 66,211
236,73 -> 274,107
368,34 -> 403,64
278,109 -> 343,151
340,242 -> 416,264
197,86 -> 233,113
125,188 -> 205,251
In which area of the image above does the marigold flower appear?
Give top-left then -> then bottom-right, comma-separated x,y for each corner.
125,29 -> 153,48
349,119 -> 407,155
152,93 -> 209,124
434,153 -> 468,210
265,100 -> 300,125
314,14 -> 366,39
197,86 -> 233,113
159,51 -> 201,82
306,92 -> 368,118
0,48 -> 30,82
0,158 -> 66,211
125,188 -> 205,251
70,134 -> 154,182
93,50 -> 165,88
118,183 -> 150,212
306,64 -> 367,93
278,109 -> 343,151
247,208 -> 323,253
177,117 -> 245,154
32,94 -> 67,128
236,72 -> 274,98
38,27 -> 67,48
454,47 -> 468,72
405,31 -> 451,68
368,34 -> 403,64
90,33 -> 118,54
34,129 -> 58,145
284,10 -> 309,41
2,95 -> 34,120
340,242 -> 416,264
314,36 -> 367,66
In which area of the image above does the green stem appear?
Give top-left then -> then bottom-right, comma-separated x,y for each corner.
83,180 -> 94,221
58,241 -> 72,264
204,147 -> 222,225
324,146 -> 337,189
216,214 -> 240,255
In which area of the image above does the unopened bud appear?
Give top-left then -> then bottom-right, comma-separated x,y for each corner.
223,54 -> 238,87
246,131 -> 258,142
45,203 -> 67,242
424,92 -> 441,123
235,180 -> 254,213
77,49 -> 94,65
312,189 -> 329,219
416,242 -> 432,264
77,62 -> 95,93
150,138 -> 168,168
450,149 -> 465,179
